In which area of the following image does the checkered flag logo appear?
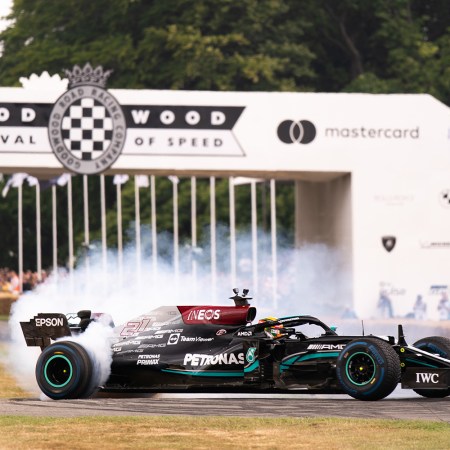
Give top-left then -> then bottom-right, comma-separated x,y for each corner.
61,98 -> 113,161
48,63 -> 126,175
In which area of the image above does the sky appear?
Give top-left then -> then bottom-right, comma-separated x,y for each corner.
0,0 -> 12,33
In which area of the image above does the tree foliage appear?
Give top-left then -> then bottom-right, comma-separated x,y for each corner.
0,0 -> 449,269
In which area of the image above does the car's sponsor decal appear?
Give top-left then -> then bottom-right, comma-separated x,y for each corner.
155,329 -> 183,335
167,333 -> 180,345
237,330 -> 253,337
119,349 -> 144,354
184,353 -> 244,366
187,309 -> 221,321
120,318 -> 152,336
246,347 -> 257,363
137,343 -> 167,349
180,336 -> 214,343
401,368 -> 449,389
307,344 -> 346,350
278,317 -> 301,323
35,317 -> 64,327
137,354 -> 160,365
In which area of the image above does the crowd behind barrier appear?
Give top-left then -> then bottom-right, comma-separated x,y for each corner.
377,289 -> 450,321
0,267 -> 48,294
1,265 -> 449,321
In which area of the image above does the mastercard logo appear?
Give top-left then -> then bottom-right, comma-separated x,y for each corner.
277,120 -> 316,144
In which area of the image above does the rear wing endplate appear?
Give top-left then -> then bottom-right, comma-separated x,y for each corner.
20,313 -> 72,349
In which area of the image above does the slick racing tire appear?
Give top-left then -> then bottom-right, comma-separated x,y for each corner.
336,338 -> 400,401
412,336 -> 450,398
36,341 -> 94,400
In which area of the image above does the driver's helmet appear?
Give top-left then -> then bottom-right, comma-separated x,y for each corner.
258,316 -> 284,339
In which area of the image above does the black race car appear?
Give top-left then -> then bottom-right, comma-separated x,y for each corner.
21,289 -> 450,401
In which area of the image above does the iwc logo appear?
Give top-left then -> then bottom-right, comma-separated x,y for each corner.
48,63 -> 126,174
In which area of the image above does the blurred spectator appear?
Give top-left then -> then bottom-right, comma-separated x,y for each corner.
8,270 -> 20,294
437,292 -> 450,321
0,267 -> 46,293
341,307 -> 358,319
377,290 -> 393,319
413,294 -> 427,320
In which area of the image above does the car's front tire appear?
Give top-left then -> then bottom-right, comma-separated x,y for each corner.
412,336 -> 450,398
336,338 -> 400,401
36,341 -> 94,400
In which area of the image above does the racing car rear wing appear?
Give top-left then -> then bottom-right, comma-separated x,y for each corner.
20,313 -> 72,349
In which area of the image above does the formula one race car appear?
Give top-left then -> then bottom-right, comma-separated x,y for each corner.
21,289 -> 450,401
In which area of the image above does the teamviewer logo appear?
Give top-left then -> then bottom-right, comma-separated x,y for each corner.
277,120 -> 316,144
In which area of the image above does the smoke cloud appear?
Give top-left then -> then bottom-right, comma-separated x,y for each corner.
5,227 -> 350,396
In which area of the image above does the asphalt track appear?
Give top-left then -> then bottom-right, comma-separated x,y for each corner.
2,390 -> 450,422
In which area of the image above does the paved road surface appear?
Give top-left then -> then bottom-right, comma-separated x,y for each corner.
2,393 -> 449,422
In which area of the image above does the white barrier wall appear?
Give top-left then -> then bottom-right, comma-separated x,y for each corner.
1,73 -> 449,318
353,169 -> 450,319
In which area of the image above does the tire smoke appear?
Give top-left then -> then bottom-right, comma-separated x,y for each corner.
5,229 -> 350,396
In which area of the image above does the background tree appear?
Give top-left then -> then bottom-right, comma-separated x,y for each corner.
0,0 -> 449,269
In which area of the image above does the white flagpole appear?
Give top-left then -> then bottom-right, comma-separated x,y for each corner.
116,181 -> 123,278
83,175 -> 90,270
270,179 -> 278,308
18,183 -> 23,293
52,184 -> 58,277
191,176 -> 197,301
134,176 -> 141,279
36,182 -> 42,281
100,174 -> 107,272
150,175 -> 157,280
229,177 -> 236,287
210,176 -> 217,302
172,178 -> 179,283
67,176 -> 74,274
251,180 -> 258,295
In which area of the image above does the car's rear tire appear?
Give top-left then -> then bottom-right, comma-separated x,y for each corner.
36,341 -> 95,400
412,336 -> 450,398
336,338 -> 400,401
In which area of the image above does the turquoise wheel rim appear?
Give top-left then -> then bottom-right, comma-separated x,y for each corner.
44,355 -> 73,388
345,352 -> 376,386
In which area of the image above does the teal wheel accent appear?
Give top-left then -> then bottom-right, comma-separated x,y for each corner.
345,352 -> 375,386
44,355 -> 73,388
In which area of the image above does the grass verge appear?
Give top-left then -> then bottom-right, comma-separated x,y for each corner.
0,344 -> 32,398
0,415 -> 449,450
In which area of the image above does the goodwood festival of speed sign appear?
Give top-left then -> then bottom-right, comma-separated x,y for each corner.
48,63 -> 126,175
0,63 -> 245,174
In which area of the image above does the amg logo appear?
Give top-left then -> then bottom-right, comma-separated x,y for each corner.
307,344 -> 346,350
416,372 -> 439,384
35,317 -> 64,327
